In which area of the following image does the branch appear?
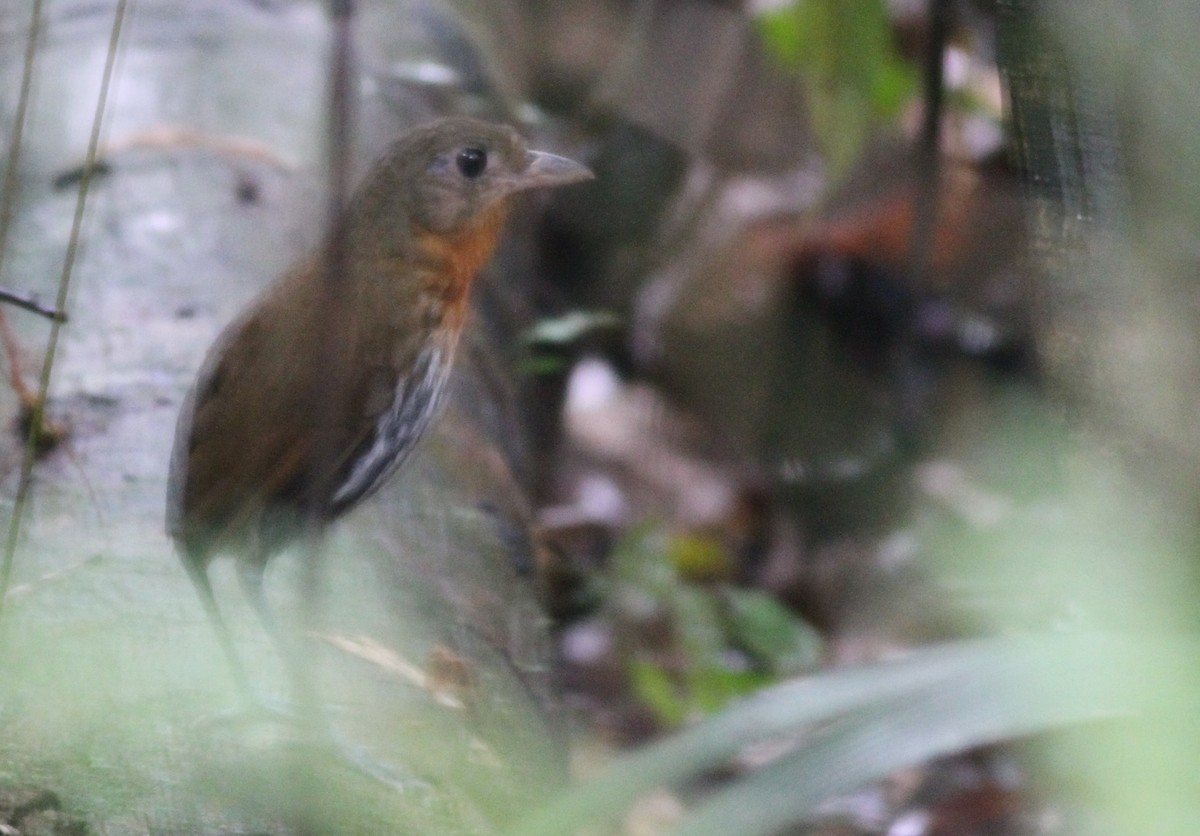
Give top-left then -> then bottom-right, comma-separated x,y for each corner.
0,286 -> 68,322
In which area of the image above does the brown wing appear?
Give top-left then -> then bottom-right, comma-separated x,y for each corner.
167,263 -> 326,552
166,254 -> 444,553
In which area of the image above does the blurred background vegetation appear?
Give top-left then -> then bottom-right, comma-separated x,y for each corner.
0,0 -> 1197,833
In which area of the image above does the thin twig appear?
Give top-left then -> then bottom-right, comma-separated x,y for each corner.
907,0 -> 951,285
0,0 -> 45,619
5,554 -> 103,600
894,0 -> 951,440
0,287 -> 68,322
0,0 -> 129,619
296,0 -> 357,724
312,0 -> 356,580
0,0 -> 42,299
0,0 -> 47,448
0,307 -> 38,407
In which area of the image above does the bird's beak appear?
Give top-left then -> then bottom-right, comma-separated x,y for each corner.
517,150 -> 594,190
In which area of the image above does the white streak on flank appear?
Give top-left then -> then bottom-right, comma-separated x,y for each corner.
330,340 -> 452,512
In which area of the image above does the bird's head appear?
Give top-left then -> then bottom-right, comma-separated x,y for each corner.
352,117 -> 593,242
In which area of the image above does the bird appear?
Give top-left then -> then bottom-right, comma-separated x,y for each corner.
166,117 -> 593,705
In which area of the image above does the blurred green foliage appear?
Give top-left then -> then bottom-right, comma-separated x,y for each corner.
520,310 -> 622,374
756,0 -> 916,176
612,526 -> 822,727
515,632 -> 1189,836
513,3 -> 1200,827
523,310 -> 623,348
722,586 -> 822,676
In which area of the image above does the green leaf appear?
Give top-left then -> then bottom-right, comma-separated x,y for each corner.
518,353 -> 570,376
754,0 -> 917,177
685,666 -> 772,715
669,586 -> 727,666
723,587 -> 822,676
631,658 -> 769,728
630,660 -> 688,727
522,310 -> 622,347
667,532 -> 734,582
611,523 -> 672,589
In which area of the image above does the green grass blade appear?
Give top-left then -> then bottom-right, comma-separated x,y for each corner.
511,633 -> 1179,836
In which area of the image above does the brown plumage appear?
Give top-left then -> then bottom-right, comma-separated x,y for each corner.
167,117 -> 591,698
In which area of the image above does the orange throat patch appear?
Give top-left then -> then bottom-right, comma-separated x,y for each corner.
416,203 -> 509,330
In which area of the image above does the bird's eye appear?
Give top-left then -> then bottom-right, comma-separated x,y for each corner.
456,147 -> 488,178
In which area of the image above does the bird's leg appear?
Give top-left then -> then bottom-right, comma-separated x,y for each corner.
181,552 -> 255,706
237,548 -> 418,790
235,554 -> 326,732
